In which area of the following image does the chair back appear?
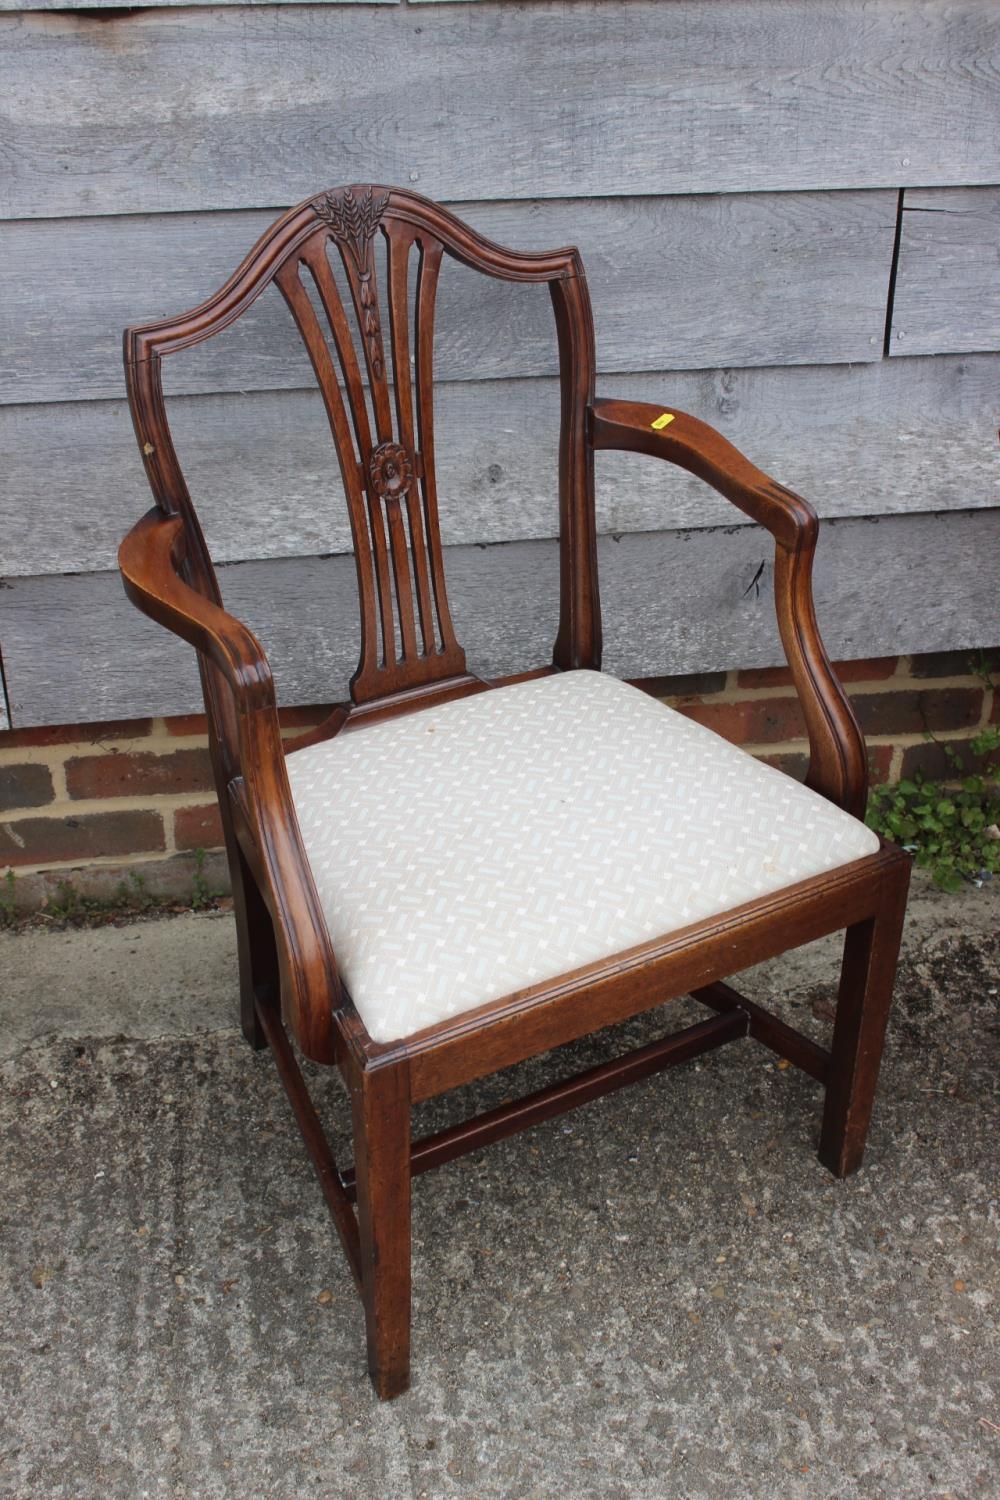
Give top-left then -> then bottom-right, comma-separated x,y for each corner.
124,186 -> 601,768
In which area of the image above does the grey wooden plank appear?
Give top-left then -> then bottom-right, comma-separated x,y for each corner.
2,509 -> 997,726
2,0 -> 393,7
1,192 -> 895,407
890,188 -> 1000,357
4,355 -> 998,578
3,2 -> 998,221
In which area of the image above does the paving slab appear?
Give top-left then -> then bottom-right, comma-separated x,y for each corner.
0,874 -> 998,1499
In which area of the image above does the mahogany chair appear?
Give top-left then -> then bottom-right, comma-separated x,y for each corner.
119,185 -> 910,1399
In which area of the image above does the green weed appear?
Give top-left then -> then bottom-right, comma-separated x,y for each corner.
867,726 -> 1000,891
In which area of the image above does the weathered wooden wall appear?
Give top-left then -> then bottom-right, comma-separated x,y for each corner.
1,0 -> 998,727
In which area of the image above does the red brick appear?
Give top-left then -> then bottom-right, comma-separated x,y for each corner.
0,718 -> 152,751
165,704 -> 329,738
0,762 -> 55,812
279,704 -> 332,730
898,737 -> 999,784
867,745 -> 895,786
174,802 -> 224,853
164,713 -> 208,738
757,750 -> 809,781
851,688 -> 983,738
678,697 -> 805,746
835,657 -> 899,684
66,748 -> 214,800
0,810 -> 165,868
909,648 -> 999,680
632,671 -> 728,700
755,744 -> 893,787
734,665 -> 795,690
737,657 -> 897,690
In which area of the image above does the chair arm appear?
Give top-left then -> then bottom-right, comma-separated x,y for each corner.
590,398 -> 868,819
118,509 -> 274,711
591,398 -> 818,551
119,509 -> 344,1060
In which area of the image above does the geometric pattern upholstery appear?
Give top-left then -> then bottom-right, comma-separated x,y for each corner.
285,671 -> 880,1042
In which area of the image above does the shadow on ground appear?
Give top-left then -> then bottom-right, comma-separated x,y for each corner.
1,873 -> 997,1499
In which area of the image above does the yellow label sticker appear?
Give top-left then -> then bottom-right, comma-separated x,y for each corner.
651,412 -> 675,430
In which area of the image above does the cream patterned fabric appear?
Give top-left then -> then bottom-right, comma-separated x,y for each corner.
285,671 -> 879,1042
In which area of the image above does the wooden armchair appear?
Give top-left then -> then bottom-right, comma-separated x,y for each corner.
119,185 -> 910,1399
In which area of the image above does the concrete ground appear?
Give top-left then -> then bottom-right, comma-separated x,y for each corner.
0,874 -> 997,1500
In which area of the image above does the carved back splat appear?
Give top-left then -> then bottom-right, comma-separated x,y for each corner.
124,186 -> 598,736
275,188 -> 465,703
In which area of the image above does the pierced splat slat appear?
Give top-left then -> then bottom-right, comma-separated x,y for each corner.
299,239 -> 374,464
386,222 -> 437,658
293,234 -> 401,669
413,237 -> 465,668
383,482 -> 419,663
314,190 -> 395,445
274,258 -> 384,684
386,222 -> 417,454
369,499 -> 398,674
373,223 -> 420,666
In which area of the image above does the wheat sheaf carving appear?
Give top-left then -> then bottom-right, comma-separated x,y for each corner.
312,187 -> 390,379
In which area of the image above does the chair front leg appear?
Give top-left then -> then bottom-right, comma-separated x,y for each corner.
351,1059 -> 413,1399
819,857 -> 911,1177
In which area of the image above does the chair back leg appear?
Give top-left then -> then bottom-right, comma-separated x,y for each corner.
229,836 -> 278,1052
819,858 -> 911,1177
351,1060 -> 413,1399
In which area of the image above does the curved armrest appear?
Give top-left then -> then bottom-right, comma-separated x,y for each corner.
119,509 -> 274,711
591,398 -> 817,552
590,398 -> 868,819
119,508 -> 343,1060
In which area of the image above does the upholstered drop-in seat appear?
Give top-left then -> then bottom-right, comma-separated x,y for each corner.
285,671 -> 880,1042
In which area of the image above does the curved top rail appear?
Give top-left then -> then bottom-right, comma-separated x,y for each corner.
124,184 -> 582,365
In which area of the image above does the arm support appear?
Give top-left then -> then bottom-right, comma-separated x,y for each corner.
119,510 -> 343,1061
119,509 -> 274,709
591,398 -> 868,819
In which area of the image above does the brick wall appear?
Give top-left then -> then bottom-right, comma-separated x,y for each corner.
0,705 -> 328,913
1,649 -> 996,914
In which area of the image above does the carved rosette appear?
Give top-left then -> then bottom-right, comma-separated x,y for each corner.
369,442 -> 413,503
311,186 -> 390,379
